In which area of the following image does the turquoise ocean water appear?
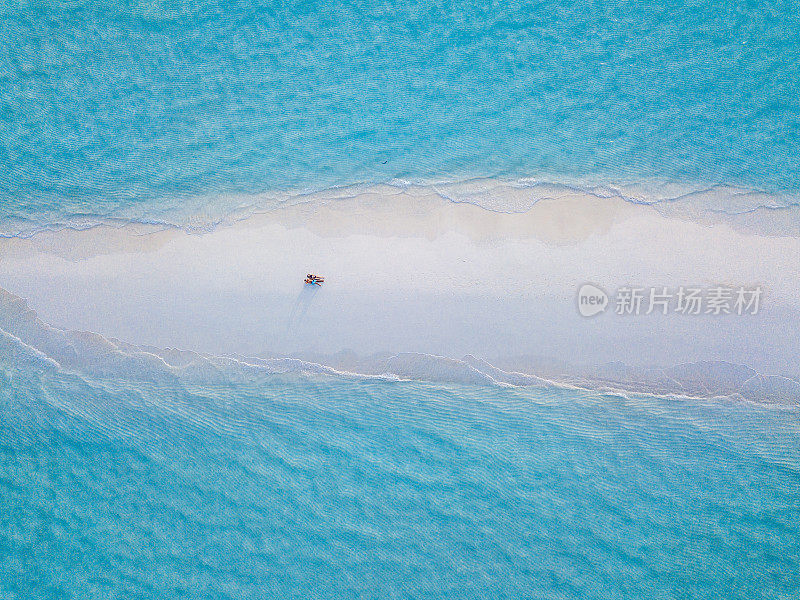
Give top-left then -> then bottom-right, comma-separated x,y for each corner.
1,0 -> 799,231
2,1 -> 800,597
2,352 -> 799,598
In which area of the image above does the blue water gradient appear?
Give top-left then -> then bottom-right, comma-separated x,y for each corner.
3,4 -> 799,596
1,357 -> 798,598
2,0 -> 799,229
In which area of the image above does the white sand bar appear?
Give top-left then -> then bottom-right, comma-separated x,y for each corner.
1,183 -> 798,381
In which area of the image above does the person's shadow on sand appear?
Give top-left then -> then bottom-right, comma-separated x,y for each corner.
284,284 -> 320,344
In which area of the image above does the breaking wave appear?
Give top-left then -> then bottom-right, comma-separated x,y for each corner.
1,287 -> 796,405
2,177 -> 799,239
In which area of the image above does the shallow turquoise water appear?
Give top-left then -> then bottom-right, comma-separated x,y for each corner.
2,3 -> 799,597
1,358 -> 798,598
2,0 -> 799,229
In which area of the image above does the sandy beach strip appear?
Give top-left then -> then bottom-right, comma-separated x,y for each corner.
0,184 -> 798,380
